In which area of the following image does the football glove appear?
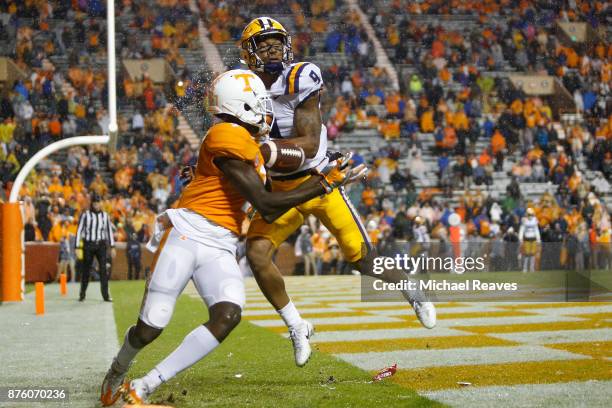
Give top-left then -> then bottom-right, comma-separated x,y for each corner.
313,151 -> 353,175
318,156 -> 368,194
179,165 -> 196,186
326,150 -> 345,163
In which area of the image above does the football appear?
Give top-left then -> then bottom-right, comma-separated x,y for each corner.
260,139 -> 305,173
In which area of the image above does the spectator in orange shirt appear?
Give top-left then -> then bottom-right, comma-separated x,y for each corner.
385,92 -> 401,117
88,32 -> 100,53
89,174 -> 109,197
48,115 -> 62,138
362,186 -> 376,211
567,48 -> 579,68
453,111 -> 469,131
61,182 -> 74,201
442,126 -> 457,150
208,23 -> 229,43
510,99 -> 523,115
490,129 -> 506,171
479,149 -> 492,167
380,119 -> 400,140
49,217 -> 69,243
311,18 -> 328,33
431,39 -> 445,58
567,171 -> 582,192
439,67 -> 451,83
420,108 -> 435,133
48,176 -> 63,195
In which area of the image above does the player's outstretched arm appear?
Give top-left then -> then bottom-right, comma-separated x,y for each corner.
215,157 -> 326,223
290,94 -> 321,158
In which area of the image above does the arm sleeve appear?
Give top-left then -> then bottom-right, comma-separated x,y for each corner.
106,213 -> 115,247
75,212 -> 85,246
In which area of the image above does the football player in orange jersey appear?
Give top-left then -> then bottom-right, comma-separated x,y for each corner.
99,70 -> 367,406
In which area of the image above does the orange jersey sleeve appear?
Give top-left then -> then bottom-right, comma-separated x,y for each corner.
177,122 -> 266,235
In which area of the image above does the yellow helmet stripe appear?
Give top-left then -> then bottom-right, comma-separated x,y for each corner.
285,62 -> 307,95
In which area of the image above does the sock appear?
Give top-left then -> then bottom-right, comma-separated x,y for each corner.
115,326 -> 141,371
143,325 -> 219,393
141,368 -> 164,394
277,300 -> 302,330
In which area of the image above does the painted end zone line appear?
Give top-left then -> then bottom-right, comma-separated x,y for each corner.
334,345 -> 588,370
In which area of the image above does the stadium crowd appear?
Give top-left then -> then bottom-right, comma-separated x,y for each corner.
0,0 -> 200,247
0,0 -> 610,274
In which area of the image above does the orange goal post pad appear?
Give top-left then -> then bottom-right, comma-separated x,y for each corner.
1,202 -> 23,302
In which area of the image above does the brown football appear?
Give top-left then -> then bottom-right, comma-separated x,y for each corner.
260,139 -> 305,173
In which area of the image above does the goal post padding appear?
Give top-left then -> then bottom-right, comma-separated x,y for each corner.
1,202 -> 23,301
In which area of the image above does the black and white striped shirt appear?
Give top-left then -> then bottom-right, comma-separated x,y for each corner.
76,210 -> 115,247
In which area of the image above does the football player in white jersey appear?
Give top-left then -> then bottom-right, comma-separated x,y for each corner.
240,17 -> 437,367
519,207 -> 541,272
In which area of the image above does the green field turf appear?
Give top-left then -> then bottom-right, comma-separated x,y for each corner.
111,281 -> 442,408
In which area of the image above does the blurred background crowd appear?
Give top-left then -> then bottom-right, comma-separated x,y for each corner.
0,0 -> 609,274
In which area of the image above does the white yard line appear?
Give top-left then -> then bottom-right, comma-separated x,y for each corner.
423,380 -> 612,408
334,345 -> 588,371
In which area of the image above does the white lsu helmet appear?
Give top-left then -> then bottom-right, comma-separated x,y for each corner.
207,69 -> 274,136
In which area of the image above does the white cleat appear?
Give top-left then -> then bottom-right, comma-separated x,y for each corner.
122,378 -> 150,405
410,300 -> 437,329
100,359 -> 128,406
289,320 -> 314,367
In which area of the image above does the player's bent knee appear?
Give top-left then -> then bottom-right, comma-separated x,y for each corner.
207,302 -> 242,341
132,320 -> 163,347
246,238 -> 275,270
140,291 -> 177,330
214,305 -> 242,329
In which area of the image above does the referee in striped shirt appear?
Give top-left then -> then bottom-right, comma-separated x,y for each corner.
76,194 -> 115,302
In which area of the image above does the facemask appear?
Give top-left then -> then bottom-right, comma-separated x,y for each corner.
263,62 -> 284,75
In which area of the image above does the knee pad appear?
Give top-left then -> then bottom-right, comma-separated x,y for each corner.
140,291 -> 176,329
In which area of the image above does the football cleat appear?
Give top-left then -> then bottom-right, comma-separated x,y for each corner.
122,378 -> 150,405
410,300 -> 437,329
100,359 -> 128,406
289,320 -> 314,367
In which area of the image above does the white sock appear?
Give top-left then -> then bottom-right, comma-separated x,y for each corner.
141,368 -> 164,394
143,325 -> 219,393
278,300 -> 302,330
115,326 -> 141,371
